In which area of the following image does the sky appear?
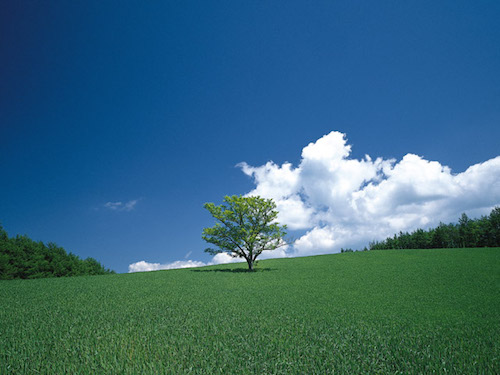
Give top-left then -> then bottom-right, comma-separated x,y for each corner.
1,1 -> 499,273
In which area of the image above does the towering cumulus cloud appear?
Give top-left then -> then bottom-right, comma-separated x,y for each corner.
240,131 -> 500,256
129,131 -> 500,272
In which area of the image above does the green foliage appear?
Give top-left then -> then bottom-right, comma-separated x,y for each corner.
0,248 -> 498,373
370,207 -> 500,250
0,225 -> 114,280
202,195 -> 287,270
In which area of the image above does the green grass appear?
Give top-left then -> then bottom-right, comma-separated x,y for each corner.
1,248 -> 499,374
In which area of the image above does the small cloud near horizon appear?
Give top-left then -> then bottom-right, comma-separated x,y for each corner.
128,253 -> 244,273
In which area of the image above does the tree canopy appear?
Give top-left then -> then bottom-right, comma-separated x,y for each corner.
202,195 -> 287,271
0,225 -> 114,280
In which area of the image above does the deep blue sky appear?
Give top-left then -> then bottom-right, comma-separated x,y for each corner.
1,1 -> 499,272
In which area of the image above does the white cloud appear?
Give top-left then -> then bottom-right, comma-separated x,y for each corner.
128,259 -> 207,273
239,162 -> 313,229
239,161 -> 300,199
294,226 -> 336,255
128,247 -> 289,273
129,132 -> 499,272
241,131 -> 500,256
128,252 -> 249,273
274,195 -> 315,230
104,199 -> 139,212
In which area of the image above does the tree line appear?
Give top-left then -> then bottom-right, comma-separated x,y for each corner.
0,225 -> 114,280
369,207 -> 500,251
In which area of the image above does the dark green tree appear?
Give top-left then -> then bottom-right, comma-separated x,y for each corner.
412,228 -> 430,249
369,207 -> 500,251
0,224 -> 114,280
202,195 -> 287,271
459,213 -> 478,247
489,207 -> 500,246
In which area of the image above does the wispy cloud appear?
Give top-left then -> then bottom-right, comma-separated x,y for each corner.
104,199 -> 140,212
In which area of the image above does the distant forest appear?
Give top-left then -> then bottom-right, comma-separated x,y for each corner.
370,207 -> 500,250
0,225 -> 114,280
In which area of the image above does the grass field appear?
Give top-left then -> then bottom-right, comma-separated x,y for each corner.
1,248 -> 499,374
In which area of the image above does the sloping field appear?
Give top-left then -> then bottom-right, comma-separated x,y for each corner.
1,248 -> 499,374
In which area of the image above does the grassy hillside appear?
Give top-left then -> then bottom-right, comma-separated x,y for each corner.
1,248 -> 498,374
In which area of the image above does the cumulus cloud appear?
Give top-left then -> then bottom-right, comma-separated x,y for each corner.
104,199 -> 139,212
241,131 -> 500,256
129,131 -> 499,272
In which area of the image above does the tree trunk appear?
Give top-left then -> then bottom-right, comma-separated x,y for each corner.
246,258 -> 254,271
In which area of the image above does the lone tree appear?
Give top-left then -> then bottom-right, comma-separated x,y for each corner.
202,195 -> 287,271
